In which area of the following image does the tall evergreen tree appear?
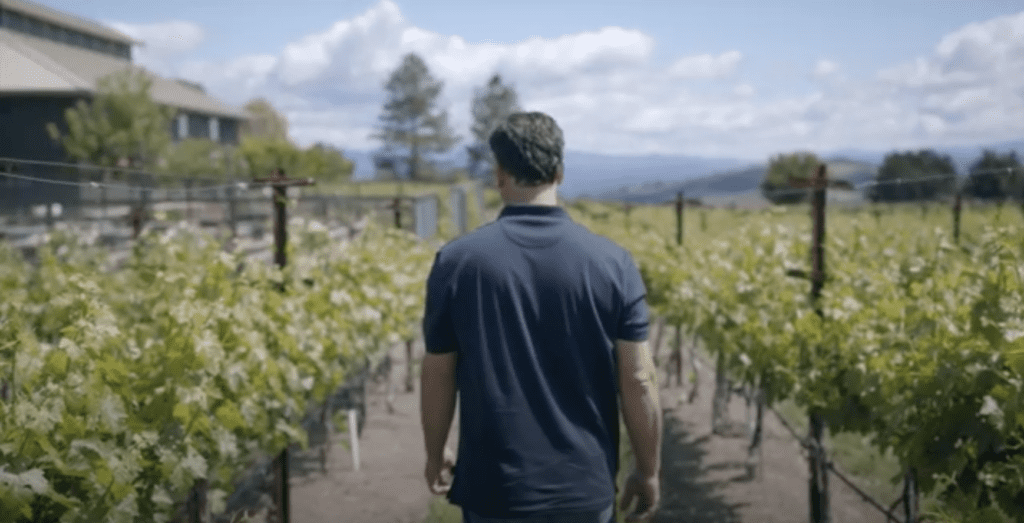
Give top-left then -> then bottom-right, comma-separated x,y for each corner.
372,53 -> 459,181
467,74 -> 521,184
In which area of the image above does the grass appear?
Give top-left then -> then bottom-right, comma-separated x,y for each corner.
769,399 -> 962,519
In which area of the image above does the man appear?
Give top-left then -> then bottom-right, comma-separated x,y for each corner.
421,112 -> 662,523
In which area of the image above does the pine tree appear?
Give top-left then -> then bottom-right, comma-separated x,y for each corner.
372,53 -> 459,181
467,74 -> 521,184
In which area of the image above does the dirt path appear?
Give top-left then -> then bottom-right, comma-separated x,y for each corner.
289,338 -> 457,523
286,330 -> 896,523
651,340 -> 893,523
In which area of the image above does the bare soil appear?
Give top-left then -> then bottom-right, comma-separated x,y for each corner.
289,338 -> 458,523
289,335 -> 895,523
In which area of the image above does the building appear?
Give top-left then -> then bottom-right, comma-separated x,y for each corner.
0,0 -> 247,208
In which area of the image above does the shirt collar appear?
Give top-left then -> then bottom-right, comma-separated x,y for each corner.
498,205 -> 570,220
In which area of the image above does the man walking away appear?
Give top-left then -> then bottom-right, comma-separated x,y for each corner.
421,112 -> 662,523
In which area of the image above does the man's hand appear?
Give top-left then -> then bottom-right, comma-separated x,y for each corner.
424,447 -> 455,495
619,471 -> 659,522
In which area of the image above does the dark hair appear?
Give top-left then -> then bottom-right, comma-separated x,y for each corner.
488,112 -> 564,186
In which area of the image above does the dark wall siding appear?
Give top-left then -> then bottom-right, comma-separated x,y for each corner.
0,96 -> 83,210
188,113 -> 209,139
219,118 -> 239,145
0,95 -> 78,162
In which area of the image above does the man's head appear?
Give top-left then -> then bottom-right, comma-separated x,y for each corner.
489,112 -> 564,187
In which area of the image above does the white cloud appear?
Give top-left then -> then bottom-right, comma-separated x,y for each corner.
112,3 -> 1024,161
813,59 -> 839,78
667,50 -> 742,79
107,20 -> 205,54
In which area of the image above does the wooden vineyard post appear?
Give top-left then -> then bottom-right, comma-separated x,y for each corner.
676,191 -> 684,247
185,179 -> 194,223
784,164 -> 831,522
746,386 -> 765,479
393,197 -> 402,230
903,468 -> 919,523
252,169 -> 315,523
405,339 -> 415,393
227,183 -> 238,239
807,164 -> 831,523
673,192 -> 688,399
186,478 -> 209,523
674,323 -> 684,389
952,191 -> 962,244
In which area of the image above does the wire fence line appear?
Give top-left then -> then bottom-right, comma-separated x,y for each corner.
677,330 -> 911,523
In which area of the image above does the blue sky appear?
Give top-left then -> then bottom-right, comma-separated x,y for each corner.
39,0 -> 1024,161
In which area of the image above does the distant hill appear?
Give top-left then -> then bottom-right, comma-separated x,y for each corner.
342,138 -> 1023,204
346,148 -> 744,197
592,158 -> 877,206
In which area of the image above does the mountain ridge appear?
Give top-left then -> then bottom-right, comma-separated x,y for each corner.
342,138 -> 1024,201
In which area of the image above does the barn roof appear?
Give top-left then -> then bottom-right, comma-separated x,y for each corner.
0,28 -> 246,119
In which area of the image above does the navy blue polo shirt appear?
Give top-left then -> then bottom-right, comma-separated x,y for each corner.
422,204 -> 649,518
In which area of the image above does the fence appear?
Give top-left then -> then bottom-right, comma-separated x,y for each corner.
0,158 -> 446,249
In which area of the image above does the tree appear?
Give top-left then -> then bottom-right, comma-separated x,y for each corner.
868,149 -> 956,202
162,138 -> 240,179
372,53 -> 459,181
47,69 -> 174,170
241,98 -> 289,141
963,149 -> 1022,200
760,152 -> 820,205
238,136 -> 302,178
467,74 -> 521,184
296,142 -> 354,183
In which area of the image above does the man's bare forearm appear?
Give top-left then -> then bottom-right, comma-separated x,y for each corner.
421,353 -> 458,463
620,365 -> 662,479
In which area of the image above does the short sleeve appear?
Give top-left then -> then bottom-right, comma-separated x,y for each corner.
423,250 -> 459,354
617,251 -> 649,341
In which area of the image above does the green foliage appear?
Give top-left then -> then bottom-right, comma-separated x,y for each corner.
965,150 -> 1022,201
467,74 -> 521,184
238,136 -> 302,178
296,143 -> 354,183
47,70 -> 174,170
870,149 -> 956,202
240,98 -> 289,141
0,222 -> 434,522
760,152 -> 819,205
573,202 -> 1024,521
372,53 -> 460,181
161,138 -> 240,180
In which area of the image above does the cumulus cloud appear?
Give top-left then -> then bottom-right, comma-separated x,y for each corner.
105,20 -> 207,78
667,50 -> 742,79
109,2 -> 1024,161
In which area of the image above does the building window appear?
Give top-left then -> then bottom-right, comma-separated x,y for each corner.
209,117 -> 220,142
189,114 -> 209,139
177,114 -> 188,140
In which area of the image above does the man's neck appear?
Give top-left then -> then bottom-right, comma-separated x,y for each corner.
501,185 -> 559,206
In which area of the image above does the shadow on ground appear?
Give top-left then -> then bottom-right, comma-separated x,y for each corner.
652,412 -> 747,523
